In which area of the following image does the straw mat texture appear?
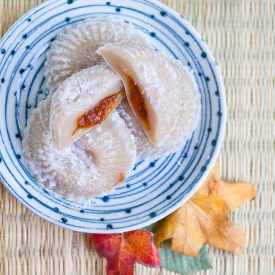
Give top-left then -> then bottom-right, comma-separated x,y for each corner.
0,0 -> 274,274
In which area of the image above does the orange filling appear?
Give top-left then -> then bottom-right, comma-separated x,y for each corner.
74,90 -> 125,133
114,172 -> 126,187
118,172 -> 125,182
126,76 -> 150,131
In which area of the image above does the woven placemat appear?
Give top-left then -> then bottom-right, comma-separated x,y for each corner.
0,0 -> 274,274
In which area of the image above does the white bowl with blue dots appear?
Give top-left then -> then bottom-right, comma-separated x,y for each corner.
0,0 -> 227,233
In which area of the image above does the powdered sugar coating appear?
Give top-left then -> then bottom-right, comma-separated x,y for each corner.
45,17 -> 151,94
98,43 -> 182,147
117,57 -> 201,161
50,64 -> 124,150
22,96 -> 136,200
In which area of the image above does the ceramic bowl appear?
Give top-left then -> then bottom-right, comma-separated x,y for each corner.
0,0 -> 226,232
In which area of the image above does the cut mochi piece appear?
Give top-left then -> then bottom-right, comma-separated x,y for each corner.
45,17 -> 151,94
50,64 -> 125,150
117,57 -> 200,160
98,43 -> 182,147
22,96 -> 136,200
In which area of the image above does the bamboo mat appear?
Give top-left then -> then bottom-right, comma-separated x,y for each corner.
0,0 -> 274,274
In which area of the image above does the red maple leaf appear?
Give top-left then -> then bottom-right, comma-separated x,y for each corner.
90,230 -> 160,275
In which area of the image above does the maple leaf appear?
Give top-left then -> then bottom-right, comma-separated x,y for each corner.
154,163 -> 257,258
90,230 -> 160,275
142,223 -> 211,274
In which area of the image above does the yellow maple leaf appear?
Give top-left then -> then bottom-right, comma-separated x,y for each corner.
154,163 -> 257,257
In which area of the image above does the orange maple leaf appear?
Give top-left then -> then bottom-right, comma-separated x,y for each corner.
91,230 -> 160,275
154,163 -> 257,257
